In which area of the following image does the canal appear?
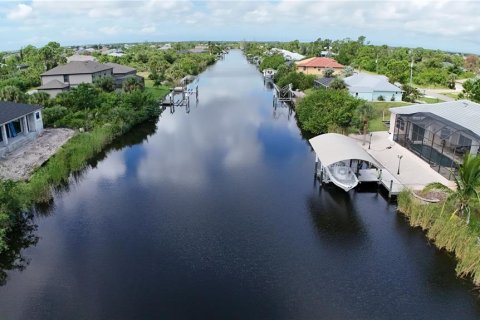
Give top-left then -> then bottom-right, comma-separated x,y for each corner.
0,50 -> 479,319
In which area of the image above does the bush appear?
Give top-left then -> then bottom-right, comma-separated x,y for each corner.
296,89 -> 363,134
276,71 -> 316,91
377,95 -> 385,101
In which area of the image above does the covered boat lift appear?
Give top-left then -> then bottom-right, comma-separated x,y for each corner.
309,133 -> 401,195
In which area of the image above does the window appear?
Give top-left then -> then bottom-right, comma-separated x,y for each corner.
63,75 -> 69,82
35,112 -> 40,120
303,67 -> 306,71
411,124 -> 425,142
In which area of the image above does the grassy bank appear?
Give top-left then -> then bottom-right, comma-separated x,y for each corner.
368,101 -> 412,132
397,190 -> 480,286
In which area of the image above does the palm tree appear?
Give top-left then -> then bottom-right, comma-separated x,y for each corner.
424,153 -> 480,224
355,103 -> 374,145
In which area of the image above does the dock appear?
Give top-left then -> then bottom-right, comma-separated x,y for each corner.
350,131 -> 455,193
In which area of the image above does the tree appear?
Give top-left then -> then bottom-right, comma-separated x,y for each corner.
464,55 -> 478,72
329,78 -> 347,90
28,92 -> 51,107
259,55 -> 285,71
460,78 -> 480,103
95,76 -> 116,92
424,153 -> 480,224
323,68 -> 334,78
385,59 -> 409,84
0,86 -> 26,103
296,89 -> 363,134
343,66 -> 354,77
122,76 -> 144,92
402,84 -> 421,102
354,103 -> 375,145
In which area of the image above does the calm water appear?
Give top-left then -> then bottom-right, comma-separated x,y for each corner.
1,51 -> 479,319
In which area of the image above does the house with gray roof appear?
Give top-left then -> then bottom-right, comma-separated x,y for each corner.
38,61 -> 113,97
105,62 -> 144,88
38,61 -> 141,97
345,73 -> 403,102
0,101 -> 43,157
389,100 -> 480,179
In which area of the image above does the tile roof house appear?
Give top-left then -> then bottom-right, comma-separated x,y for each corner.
0,101 -> 43,157
389,100 -> 480,179
344,73 -> 403,102
296,57 -> 345,76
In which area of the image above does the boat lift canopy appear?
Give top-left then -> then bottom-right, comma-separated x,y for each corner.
309,133 -> 381,167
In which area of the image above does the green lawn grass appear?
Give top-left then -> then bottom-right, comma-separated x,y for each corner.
368,101 -> 412,132
440,92 -> 460,99
418,97 -> 445,104
144,79 -> 170,101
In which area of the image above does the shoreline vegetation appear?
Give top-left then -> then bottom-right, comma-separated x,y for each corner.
398,190 -> 480,286
0,42 -> 225,253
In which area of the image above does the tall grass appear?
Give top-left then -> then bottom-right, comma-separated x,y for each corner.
398,190 -> 480,286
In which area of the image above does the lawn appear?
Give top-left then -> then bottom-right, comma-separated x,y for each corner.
144,79 -> 171,101
368,101 -> 412,132
418,96 -> 445,104
440,92 -> 460,99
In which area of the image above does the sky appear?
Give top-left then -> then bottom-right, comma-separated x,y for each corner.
0,0 -> 479,53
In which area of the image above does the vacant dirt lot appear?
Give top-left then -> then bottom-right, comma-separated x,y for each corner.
0,128 -> 75,181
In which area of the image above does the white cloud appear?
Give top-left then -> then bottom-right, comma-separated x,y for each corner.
1,0 -> 479,52
99,26 -> 122,36
140,25 -> 156,34
6,3 -> 32,20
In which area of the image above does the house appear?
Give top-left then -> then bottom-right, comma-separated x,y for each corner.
389,100 -> 480,179
344,73 -> 403,101
38,61 -> 114,97
314,77 -> 336,89
0,101 -> 43,157
67,54 -> 97,63
159,43 -> 172,50
269,48 -> 305,61
106,63 -> 144,88
295,57 -> 344,76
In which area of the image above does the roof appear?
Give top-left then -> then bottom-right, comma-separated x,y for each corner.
41,61 -> 112,76
0,101 -> 42,125
66,54 -> 96,63
38,79 -> 69,90
106,63 -> 136,74
344,73 -> 402,93
270,48 -> 305,61
296,57 -> 344,69
309,133 -> 381,167
314,77 -> 335,88
390,100 -> 480,138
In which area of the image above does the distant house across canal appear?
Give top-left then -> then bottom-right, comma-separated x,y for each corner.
296,57 -> 344,76
345,73 -> 403,102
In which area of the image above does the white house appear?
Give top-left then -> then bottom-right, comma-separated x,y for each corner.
344,73 -> 403,102
268,48 -> 305,61
389,100 -> 480,179
0,101 -> 43,157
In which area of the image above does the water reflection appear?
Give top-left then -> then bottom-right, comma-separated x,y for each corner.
0,213 -> 38,286
307,186 -> 367,244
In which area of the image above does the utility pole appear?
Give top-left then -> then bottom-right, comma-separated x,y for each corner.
409,50 -> 414,85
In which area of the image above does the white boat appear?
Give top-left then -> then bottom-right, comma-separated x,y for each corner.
263,68 -> 276,79
324,162 -> 359,192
